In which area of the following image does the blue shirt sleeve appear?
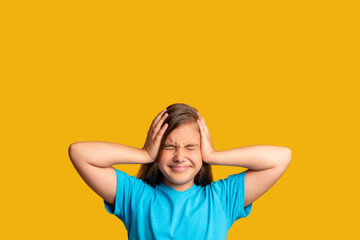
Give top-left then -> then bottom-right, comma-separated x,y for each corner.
210,170 -> 253,224
103,168 -> 148,226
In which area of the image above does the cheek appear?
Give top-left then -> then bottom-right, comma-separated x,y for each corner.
190,151 -> 203,164
158,151 -> 171,164
194,149 -> 202,157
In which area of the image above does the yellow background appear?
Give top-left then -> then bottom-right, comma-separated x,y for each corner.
1,0 -> 359,239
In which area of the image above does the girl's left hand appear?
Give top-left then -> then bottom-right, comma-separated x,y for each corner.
196,111 -> 216,163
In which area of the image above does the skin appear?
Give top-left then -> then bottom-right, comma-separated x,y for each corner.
157,122 -> 203,191
142,108 -> 292,206
141,109 -> 217,192
69,108 -> 292,207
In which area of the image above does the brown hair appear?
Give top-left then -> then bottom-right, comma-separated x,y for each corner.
137,103 -> 214,187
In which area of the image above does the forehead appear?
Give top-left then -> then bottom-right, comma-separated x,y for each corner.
165,122 -> 200,143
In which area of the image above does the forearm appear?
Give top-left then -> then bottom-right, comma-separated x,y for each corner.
207,145 -> 292,170
68,141 -> 152,168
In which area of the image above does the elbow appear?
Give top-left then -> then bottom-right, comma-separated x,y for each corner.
68,142 -> 79,152
68,142 -> 82,162
68,143 -> 75,161
272,147 -> 292,170
281,147 -> 292,166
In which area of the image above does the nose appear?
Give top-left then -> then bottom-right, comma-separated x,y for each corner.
174,148 -> 186,163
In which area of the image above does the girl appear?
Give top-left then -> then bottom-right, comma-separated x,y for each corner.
69,103 -> 292,240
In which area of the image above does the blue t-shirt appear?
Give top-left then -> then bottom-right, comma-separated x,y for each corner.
104,168 -> 253,240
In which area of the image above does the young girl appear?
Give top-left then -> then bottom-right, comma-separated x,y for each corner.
69,103 -> 292,240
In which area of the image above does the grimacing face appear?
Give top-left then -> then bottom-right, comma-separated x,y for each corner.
157,121 -> 202,191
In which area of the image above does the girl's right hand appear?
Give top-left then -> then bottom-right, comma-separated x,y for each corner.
142,109 -> 169,162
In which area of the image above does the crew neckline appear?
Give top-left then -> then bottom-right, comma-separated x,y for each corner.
158,182 -> 200,193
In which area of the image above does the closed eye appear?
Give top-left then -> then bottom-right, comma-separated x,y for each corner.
163,144 -> 198,150
163,145 -> 176,150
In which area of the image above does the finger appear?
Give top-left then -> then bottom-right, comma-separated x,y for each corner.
197,112 -> 210,136
197,119 -> 208,139
202,119 -> 209,136
153,112 -> 168,139
151,109 -> 167,128
148,109 -> 167,136
198,119 -> 214,152
196,111 -> 206,126
155,123 -> 168,143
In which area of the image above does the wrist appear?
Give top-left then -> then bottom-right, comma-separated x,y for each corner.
140,147 -> 155,163
203,150 -> 218,165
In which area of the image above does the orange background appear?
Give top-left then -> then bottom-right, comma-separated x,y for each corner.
1,1 -> 359,239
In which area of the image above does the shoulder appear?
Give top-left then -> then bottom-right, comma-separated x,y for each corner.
113,168 -> 156,198
208,171 -> 246,191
